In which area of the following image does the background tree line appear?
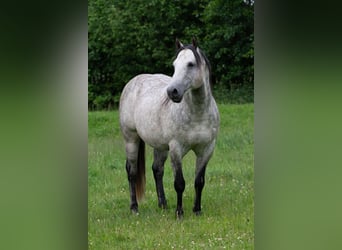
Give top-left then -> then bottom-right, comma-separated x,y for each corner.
89,0 -> 254,109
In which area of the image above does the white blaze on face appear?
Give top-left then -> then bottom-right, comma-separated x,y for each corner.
173,49 -> 195,78
174,49 -> 196,68
172,49 -> 201,90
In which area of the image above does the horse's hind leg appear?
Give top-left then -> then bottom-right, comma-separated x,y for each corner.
152,149 -> 168,209
125,140 -> 140,213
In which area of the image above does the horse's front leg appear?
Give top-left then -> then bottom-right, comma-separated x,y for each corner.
193,159 -> 208,215
193,141 -> 216,215
170,143 -> 185,219
152,149 -> 168,209
173,162 -> 185,219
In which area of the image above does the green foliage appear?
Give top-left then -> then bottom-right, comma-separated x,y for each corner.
88,0 -> 254,109
213,83 -> 254,104
202,0 -> 254,89
88,104 -> 254,249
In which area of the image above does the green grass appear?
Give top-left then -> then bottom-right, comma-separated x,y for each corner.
88,104 -> 254,249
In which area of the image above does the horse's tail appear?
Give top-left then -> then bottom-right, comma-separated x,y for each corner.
136,139 -> 146,202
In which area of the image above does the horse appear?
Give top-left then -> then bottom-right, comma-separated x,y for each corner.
119,38 -> 220,218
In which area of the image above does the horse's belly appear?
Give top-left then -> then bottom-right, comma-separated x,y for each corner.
147,140 -> 169,151
136,125 -> 170,150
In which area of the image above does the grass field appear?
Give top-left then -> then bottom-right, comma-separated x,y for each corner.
88,104 -> 254,249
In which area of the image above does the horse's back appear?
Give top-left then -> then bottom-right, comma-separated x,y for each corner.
119,74 -> 171,141
120,74 -> 170,103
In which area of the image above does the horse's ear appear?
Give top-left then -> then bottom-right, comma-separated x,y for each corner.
192,37 -> 198,48
176,38 -> 183,50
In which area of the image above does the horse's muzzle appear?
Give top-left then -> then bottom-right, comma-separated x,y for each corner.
167,86 -> 183,103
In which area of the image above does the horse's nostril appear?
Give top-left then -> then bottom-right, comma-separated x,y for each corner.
167,86 -> 182,102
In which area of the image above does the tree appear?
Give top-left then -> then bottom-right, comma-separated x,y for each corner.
202,0 -> 254,88
88,0 -> 254,109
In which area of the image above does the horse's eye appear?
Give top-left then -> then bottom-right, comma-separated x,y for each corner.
187,62 -> 195,68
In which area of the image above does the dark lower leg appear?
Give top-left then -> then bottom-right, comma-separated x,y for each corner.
126,160 -> 138,213
152,163 -> 167,208
152,150 -> 168,208
174,170 -> 185,218
193,166 -> 206,215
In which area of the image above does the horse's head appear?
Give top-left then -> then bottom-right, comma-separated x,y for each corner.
167,38 -> 209,103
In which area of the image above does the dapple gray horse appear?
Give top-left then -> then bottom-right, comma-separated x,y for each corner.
119,38 -> 220,218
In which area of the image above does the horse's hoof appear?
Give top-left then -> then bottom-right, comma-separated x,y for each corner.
130,205 -> 139,215
158,202 -> 168,209
131,209 -> 139,215
176,209 -> 184,220
193,210 -> 202,216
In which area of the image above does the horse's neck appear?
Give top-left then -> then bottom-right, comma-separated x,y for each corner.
185,79 -> 212,113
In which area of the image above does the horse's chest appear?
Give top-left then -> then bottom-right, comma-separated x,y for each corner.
184,122 -> 214,145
